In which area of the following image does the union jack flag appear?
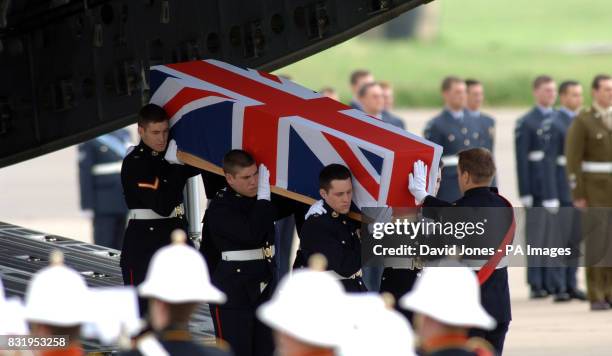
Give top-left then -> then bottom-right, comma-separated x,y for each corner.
149,59 -> 442,208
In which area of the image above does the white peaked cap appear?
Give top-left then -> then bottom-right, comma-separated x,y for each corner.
338,293 -> 417,356
25,264 -> 90,326
81,287 -> 143,344
257,269 -> 349,348
138,233 -> 226,304
399,266 -> 496,330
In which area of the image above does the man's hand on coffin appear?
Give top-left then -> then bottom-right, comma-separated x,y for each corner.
408,160 -> 429,205
164,139 -> 183,165
305,199 -> 327,220
257,164 -> 271,201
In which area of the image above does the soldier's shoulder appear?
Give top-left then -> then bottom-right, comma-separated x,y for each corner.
302,212 -> 333,231
576,107 -> 596,120
429,112 -> 447,124
480,113 -> 495,125
517,107 -> 537,122
210,188 -> 231,204
124,145 -> 145,160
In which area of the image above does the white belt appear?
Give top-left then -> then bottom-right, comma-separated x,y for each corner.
92,161 -> 122,175
221,246 -> 275,261
327,269 -> 363,280
441,155 -> 459,167
556,156 -> 566,166
582,161 -> 612,173
528,151 -> 545,161
128,205 -> 183,220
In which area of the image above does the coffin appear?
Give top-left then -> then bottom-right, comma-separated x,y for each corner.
149,60 -> 442,209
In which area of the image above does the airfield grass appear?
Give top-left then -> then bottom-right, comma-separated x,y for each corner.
277,0 -> 612,107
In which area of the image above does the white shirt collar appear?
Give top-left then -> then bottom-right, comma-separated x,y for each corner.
446,108 -> 464,120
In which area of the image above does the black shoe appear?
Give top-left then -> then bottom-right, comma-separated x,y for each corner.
553,292 -> 571,302
530,289 -> 549,299
590,301 -> 610,311
568,289 -> 587,301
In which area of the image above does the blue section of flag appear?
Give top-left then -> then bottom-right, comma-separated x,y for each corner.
170,101 -> 234,167
359,147 -> 383,175
150,69 -> 180,93
287,127 -> 325,198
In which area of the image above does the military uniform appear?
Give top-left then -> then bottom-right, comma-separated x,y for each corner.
424,109 -> 495,202
294,202 -> 367,293
542,108 -> 582,297
515,106 -> 555,295
201,187 -> 278,356
120,326 -> 233,356
565,105 -> 612,304
78,128 -> 132,249
419,334 -> 495,356
120,141 -> 198,301
382,110 -> 406,129
422,187 -> 513,355
379,265 -> 420,322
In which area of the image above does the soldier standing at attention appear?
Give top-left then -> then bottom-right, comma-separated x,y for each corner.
379,81 -> 406,129
465,79 -> 496,155
202,149 -> 277,356
565,74 -> 612,311
515,75 -> 558,299
293,164 -> 367,293
541,80 -> 588,303
424,76 -> 484,201
78,128 -> 132,249
348,69 -> 375,110
120,104 -> 198,310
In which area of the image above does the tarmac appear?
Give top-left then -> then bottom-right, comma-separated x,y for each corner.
1,108 -> 611,355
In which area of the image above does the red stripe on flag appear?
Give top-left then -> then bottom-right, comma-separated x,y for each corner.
323,133 -> 380,200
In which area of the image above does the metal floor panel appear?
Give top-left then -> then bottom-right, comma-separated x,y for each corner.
0,221 -> 215,353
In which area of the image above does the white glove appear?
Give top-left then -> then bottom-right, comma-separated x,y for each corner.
305,199 -> 327,220
164,139 -> 183,165
408,160 -> 429,205
542,199 -> 560,214
257,164 -> 271,201
520,195 -> 533,208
